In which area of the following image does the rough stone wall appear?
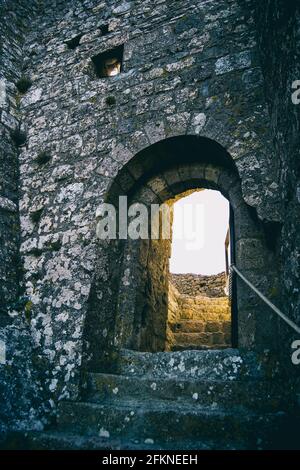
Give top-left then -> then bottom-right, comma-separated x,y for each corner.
0,0 -> 293,428
115,201 -> 172,353
20,0 -> 279,399
0,0 -> 32,319
137,238 -> 170,352
167,281 -> 181,324
254,0 -> 300,333
170,272 -> 227,298
81,239 -> 123,373
252,0 -> 300,399
0,0 -> 45,441
167,275 -> 230,350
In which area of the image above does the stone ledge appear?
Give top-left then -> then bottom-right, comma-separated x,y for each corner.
170,272 -> 226,298
0,196 -> 18,213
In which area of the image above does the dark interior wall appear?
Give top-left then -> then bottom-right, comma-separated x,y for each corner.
82,239 -> 124,372
136,237 -> 170,352
113,235 -> 171,354
253,1 -> 300,330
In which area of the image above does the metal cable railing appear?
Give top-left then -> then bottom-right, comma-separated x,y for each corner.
228,266 -> 233,301
230,264 -> 300,335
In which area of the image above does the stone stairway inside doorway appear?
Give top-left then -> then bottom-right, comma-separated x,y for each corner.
14,348 -> 300,450
167,273 -> 231,351
168,295 -> 231,351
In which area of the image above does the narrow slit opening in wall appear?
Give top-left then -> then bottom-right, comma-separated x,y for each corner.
167,189 -> 232,352
91,44 -> 124,78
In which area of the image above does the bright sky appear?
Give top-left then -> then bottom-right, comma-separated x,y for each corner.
170,190 -> 230,275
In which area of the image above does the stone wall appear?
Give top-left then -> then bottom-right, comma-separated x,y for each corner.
170,272 -> 227,298
253,0 -> 300,396
113,238 -> 170,354
167,281 -> 181,324
167,274 -> 231,351
17,0 -> 281,407
254,0 -> 300,333
0,0 -> 35,320
137,238 -> 170,352
0,0 -> 45,441
0,0 -> 297,432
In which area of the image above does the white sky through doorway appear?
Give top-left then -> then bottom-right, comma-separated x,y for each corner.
170,190 -> 230,275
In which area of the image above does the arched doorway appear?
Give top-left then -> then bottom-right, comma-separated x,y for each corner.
114,178 -> 237,353
168,189 -> 233,352
82,136 -> 280,371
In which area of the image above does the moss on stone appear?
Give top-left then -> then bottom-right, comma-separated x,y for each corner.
49,239 -> 62,252
10,128 -> 27,147
35,151 -> 51,165
30,247 -> 43,257
16,77 -> 32,94
30,208 -> 43,223
106,96 -> 116,106
24,300 -> 33,323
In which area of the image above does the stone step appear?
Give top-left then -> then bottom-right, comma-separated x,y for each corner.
117,348 -> 263,380
6,410 -> 300,451
179,295 -> 229,303
172,331 -> 226,348
179,311 -> 230,321
84,372 -> 291,412
179,303 -> 229,312
56,399 -> 287,447
179,306 -> 230,314
5,430 -> 249,450
179,302 -> 229,309
171,343 -> 230,352
169,320 -> 230,334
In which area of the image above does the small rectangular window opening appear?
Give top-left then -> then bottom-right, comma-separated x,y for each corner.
66,34 -> 83,49
100,24 -> 109,36
91,44 -> 124,78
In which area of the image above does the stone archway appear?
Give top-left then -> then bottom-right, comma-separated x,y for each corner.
82,135 -> 280,372
115,186 -> 232,354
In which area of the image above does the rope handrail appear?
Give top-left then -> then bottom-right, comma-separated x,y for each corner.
230,264 -> 300,335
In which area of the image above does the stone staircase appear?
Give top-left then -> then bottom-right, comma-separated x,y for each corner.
168,292 -> 231,350
13,348 -> 299,450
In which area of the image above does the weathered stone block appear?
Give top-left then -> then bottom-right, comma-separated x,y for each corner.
215,51 -> 252,75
